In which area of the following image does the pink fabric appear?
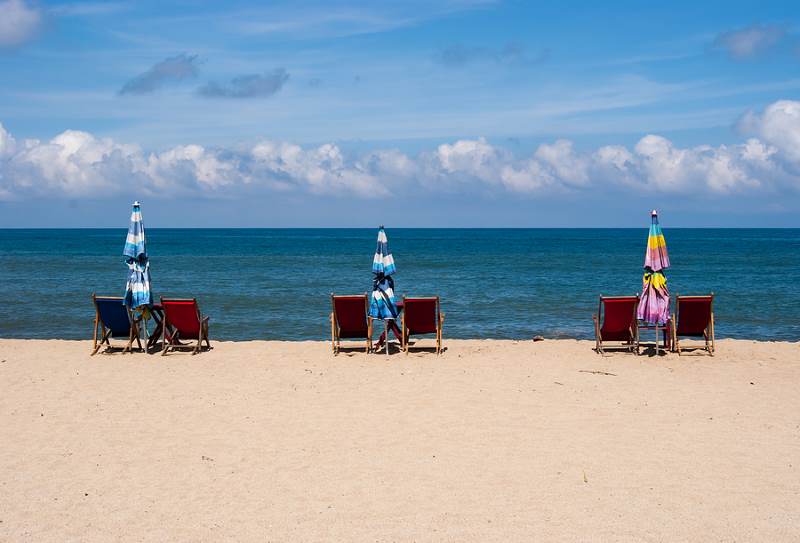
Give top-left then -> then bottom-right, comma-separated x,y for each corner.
637,275 -> 670,325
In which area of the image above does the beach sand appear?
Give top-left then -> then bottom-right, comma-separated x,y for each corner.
1,338 -> 798,541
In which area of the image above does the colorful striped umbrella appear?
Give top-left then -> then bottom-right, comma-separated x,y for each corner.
123,201 -> 152,310
637,210 -> 670,325
369,226 -> 398,319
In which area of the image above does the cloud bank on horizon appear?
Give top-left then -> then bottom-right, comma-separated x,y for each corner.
1,0 -> 799,225
1,100 -> 798,202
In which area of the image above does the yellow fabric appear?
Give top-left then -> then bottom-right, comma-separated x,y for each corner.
643,271 -> 667,289
647,234 -> 667,249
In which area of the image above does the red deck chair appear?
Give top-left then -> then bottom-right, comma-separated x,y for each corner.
401,296 -> 445,355
160,297 -> 211,355
330,294 -> 372,354
593,295 -> 640,354
671,294 -> 715,355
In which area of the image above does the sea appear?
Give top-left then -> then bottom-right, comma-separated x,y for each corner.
1,228 -> 798,341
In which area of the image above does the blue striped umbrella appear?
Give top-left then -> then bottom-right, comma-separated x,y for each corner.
369,226 -> 398,319
123,201 -> 152,310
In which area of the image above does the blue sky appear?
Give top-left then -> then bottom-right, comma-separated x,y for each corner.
1,0 -> 799,227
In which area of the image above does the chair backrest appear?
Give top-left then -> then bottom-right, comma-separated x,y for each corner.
599,296 -> 638,341
94,295 -> 132,338
676,295 -> 713,336
404,297 -> 440,335
332,295 -> 369,336
162,298 -> 201,337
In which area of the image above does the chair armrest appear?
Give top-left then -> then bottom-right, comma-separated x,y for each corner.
201,316 -> 210,324
439,312 -> 445,325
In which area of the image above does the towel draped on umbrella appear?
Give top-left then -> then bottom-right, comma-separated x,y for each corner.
637,210 -> 670,325
123,201 -> 152,311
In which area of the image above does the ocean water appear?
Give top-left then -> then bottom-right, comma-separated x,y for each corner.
0,228 -> 798,341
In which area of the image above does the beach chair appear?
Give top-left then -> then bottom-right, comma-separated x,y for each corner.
160,298 -> 211,355
593,295 -> 640,354
401,296 -> 445,355
91,294 -> 142,355
671,294 -> 715,355
330,294 -> 373,354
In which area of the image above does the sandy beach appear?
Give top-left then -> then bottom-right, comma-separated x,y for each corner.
1,338 -> 798,541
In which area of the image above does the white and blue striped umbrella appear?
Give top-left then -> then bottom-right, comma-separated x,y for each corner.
123,201 -> 152,309
369,226 -> 398,319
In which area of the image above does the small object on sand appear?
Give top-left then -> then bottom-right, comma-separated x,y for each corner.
554,381 -> 564,386
583,471 -> 588,483
532,336 -> 544,342
579,370 -> 617,376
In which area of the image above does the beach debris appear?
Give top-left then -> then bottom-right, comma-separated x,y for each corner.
583,471 -> 588,483
554,381 -> 564,386
579,370 -> 617,376
202,455 -> 215,462
532,336 -> 544,342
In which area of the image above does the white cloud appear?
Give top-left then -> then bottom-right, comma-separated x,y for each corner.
2,99 -> 799,201
534,139 -> 589,186
739,99 -> 800,163
0,0 -> 41,47
433,137 -> 507,183
250,141 -> 389,196
714,24 -> 785,60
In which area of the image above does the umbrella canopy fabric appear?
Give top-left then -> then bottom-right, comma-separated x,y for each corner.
637,210 -> 670,325
369,226 -> 398,319
123,201 -> 152,310
372,227 -> 396,275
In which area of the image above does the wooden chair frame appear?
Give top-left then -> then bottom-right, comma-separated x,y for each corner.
160,297 -> 211,356
671,293 -> 715,356
91,293 -> 142,355
593,295 -> 640,355
330,293 -> 373,355
401,296 -> 445,355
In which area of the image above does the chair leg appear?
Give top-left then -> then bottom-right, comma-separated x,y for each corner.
330,313 -> 336,354
710,320 -> 715,355
91,321 -> 102,355
125,324 -> 137,354
193,328 -> 202,355
91,315 -> 99,355
95,329 -> 111,355
366,318 -> 372,354
161,323 -> 169,356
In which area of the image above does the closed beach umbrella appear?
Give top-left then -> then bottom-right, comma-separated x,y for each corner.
637,210 -> 670,325
369,226 -> 398,319
123,201 -> 152,311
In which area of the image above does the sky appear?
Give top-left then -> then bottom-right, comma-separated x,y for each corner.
0,0 -> 799,227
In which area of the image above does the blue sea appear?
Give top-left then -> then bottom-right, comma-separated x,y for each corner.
0,229 -> 798,341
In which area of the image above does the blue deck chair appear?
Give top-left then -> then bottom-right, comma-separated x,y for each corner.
92,294 -> 143,355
